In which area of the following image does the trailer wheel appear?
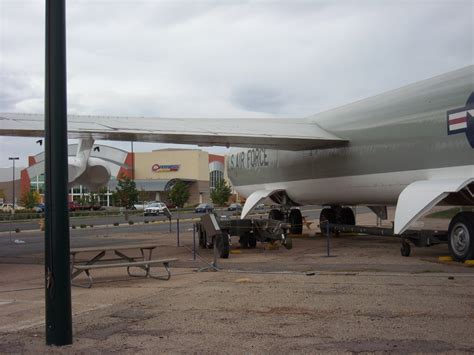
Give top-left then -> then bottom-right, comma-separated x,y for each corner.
320,208 -> 336,233
289,209 -> 303,235
400,241 -> 411,257
239,233 -> 249,249
283,236 -> 293,250
269,209 -> 283,221
340,207 -> 355,225
216,234 -> 230,259
448,212 -> 474,262
248,235 -> 257,248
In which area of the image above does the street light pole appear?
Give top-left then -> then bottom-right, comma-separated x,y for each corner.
8,157 -> 19,209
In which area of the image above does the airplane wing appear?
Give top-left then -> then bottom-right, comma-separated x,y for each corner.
0,113 -> 347,150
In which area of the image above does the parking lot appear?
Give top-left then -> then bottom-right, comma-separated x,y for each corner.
0,210 -> 473,353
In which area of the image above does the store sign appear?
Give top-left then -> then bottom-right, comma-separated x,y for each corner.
151,164 -> 180,173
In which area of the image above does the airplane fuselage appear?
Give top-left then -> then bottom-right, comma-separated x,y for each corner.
228,66 -> 474,206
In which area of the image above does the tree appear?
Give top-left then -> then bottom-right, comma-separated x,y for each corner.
210,179 -> 232,206
20,190 -> 41,209
112,174 -> 139,208
168,180 -> 190,208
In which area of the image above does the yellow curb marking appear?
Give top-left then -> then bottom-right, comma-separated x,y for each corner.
236,278 -> 251,283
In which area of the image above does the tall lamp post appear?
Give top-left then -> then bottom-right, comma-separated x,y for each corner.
8,157 -> 19,209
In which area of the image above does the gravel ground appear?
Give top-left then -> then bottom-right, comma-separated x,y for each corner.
1,213 -> 473,353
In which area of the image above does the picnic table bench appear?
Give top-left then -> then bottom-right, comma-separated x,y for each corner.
70,243 -> 177,288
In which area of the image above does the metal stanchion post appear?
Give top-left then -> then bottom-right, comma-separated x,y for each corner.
176,208 -> 180,247
193,224 -> 196,261
212,237 -> 218,268
326,222 -> 330,257
9,213 -> 13,243
323,222 -> 337,257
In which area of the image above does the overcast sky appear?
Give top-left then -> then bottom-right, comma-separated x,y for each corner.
0,0 -> 472,168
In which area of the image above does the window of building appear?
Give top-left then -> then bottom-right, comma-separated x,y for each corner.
209,170 -> 224,191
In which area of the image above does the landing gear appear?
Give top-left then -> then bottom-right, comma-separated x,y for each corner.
319,206 -> 355,233
448,212 -> 474,262
340,207 -> 355,225
289,209 -> 303,235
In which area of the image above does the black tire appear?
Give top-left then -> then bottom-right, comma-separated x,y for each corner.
216,234 -> 230,259
239,233 -> 250,249
400,241 -> 411,257
248,235 -> 257,248
448,212 -> 474,262
320,208 -> 336,233
269,209 -> 284,221
283,236 -> 293,250
340,207 -> 355,225
289,209 -> 303,235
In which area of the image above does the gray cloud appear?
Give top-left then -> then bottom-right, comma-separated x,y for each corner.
0,0 -> 472,166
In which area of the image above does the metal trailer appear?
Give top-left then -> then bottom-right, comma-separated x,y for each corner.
321,222 -> 448,257
196,213 -> 293,258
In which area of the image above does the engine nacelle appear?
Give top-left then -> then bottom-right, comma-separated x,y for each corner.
68,157 -> 111,192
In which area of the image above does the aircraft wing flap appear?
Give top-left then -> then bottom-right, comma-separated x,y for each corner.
0,113 -> 348,150
394,178 -> 474,234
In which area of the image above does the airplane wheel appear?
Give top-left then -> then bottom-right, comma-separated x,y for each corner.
289,209 -> 303,235
269,209 -> 283,220
320,208 -> 336,233
400,241 -> 411,257
216,234 -> 230,259
448,212 -> 474,262
340,207 -> 355,225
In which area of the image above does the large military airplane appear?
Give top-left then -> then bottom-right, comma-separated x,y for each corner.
1,65 -> 473,260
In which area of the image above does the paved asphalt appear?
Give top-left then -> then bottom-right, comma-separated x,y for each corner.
0,206 -> 331,262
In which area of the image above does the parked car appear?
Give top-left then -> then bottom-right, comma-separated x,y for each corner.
254,203 -> 266,211
34,203 -> 45,213
144,202 -> 168,216
68,201 -> 102,211
1,203 -> 25,212
227,203 -> 242,211
68,201 -> 81,211
1,203 -> 14,212
195,203 -> 214,213
165,201 -> 176,209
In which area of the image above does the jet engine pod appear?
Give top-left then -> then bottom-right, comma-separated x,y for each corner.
69,157 -> 111,191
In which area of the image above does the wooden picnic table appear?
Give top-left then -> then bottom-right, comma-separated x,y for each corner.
70,243 -> 177,288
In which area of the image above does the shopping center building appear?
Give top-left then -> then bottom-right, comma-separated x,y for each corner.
20,145 -> 228,207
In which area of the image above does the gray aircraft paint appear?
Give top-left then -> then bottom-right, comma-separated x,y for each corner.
228,66 -> 474,188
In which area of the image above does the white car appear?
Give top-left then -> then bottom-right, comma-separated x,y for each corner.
144,202 -> 168,216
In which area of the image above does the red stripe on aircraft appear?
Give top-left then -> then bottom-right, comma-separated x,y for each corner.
449,117 -> 467,125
